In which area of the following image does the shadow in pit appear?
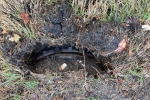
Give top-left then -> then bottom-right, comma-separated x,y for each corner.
24,43 -> 113,77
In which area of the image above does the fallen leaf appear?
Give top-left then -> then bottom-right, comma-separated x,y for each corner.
57,81 -> 63,84
53,96 -> 63,100
118,79 -> 123,84
30,20 -> 34,24
120,22 -> 130,27
114,37 -> 128,53
1,30 -> 8,34
8,52 -> 12,56
21,12 -> 30,24
142,25 -> 150,30
128,50 -> 133,56
14,34 -> 21,42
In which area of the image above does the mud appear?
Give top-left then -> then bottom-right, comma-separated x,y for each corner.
24,44 -> 112,76
0,1 -> 150,100
0,1 -> 120,72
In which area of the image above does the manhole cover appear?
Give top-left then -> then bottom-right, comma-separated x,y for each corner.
24,44 -> 112,76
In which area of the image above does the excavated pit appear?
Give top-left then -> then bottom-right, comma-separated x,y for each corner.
24,44 -> 112,76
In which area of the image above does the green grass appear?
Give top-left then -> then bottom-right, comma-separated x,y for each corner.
123,66 -> 144,86
25,81 -> 39,89
1,61 -> 39,88
9,94 -> 21,100
0,60 -> 39,99
1,62 -> 23,85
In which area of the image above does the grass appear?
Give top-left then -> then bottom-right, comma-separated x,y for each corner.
0,0 -> 35,38
25,81 -> 39,89
0,61 -> 39,87
9,94 -> 21,100
0,0 -> 150,99
71,0 -> 150,23
0,56 -> 39,99
123,65 -> 144,86
0,62 -> 23,85
0,0 -> 150,38
44,0 -> 59,5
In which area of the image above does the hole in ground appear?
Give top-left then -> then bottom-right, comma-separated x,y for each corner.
24,43 -> 113,77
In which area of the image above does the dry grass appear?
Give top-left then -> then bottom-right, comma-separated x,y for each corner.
0,0 -> 32,37
72,0 -> 150,22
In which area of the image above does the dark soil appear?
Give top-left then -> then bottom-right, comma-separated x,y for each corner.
0,1 -> 150,100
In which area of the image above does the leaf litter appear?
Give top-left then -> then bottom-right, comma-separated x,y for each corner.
20,12 -> 30,24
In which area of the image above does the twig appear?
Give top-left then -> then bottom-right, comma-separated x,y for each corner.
105,51 -> 115,57
81,44 -> 87,90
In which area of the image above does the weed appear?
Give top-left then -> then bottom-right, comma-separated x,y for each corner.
123,66 -> 143,86
25,81 -> 39,89
0,62 -> 23,85
9,94 -> 21,100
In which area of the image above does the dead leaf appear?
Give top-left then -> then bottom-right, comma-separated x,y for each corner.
30,20 -> 34,24
14,34 -> 21,42
57,81 -> 63,84
142,25 -> 150,30
120,22 -> 130,27
118,79 -> 123,84
114,37 -> 128,53
128,50 -> 133,56
53,96 -> 63,100
1,30 -> 8,34
21,12 -> 30,24
8,52 -> 12,56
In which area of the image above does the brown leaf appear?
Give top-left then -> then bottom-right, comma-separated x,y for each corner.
1,30 -> 8,34
8,52 -> 12,56
114,37 -> 128,53
53,96 -> 63,100
120,22 -> 130,27
21,12 -> 30,24
57,81 -> 63,84
128,50 -> 133,56
30,20 -> 34,24
118,79 -> 123,84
